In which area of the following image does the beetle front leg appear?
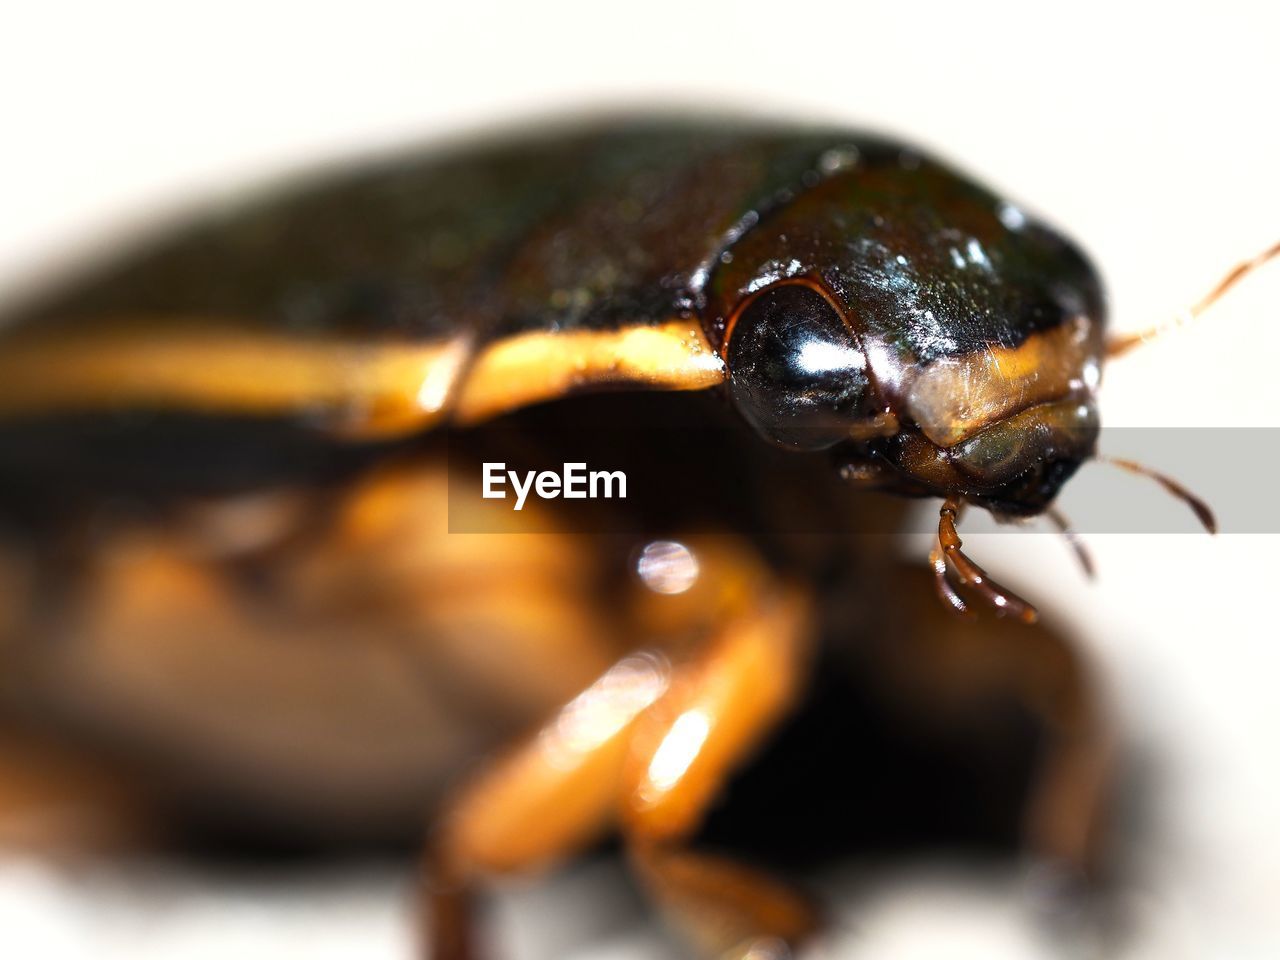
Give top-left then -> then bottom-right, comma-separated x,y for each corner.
620,580 -> 823,959
423,647 -> 670,959
629,843 -> 819,960
423,538 -> 821,959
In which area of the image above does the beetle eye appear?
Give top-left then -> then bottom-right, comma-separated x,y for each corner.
726,284 -> 872,450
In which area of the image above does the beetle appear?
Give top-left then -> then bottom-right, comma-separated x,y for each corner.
0,115 -> 1256,958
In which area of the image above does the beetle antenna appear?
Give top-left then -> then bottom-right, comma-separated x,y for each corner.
1108,239 -> 1280,357
1046,507 -> 1096,579
936,498 -> 1039,624
1096,456 -> 1218,533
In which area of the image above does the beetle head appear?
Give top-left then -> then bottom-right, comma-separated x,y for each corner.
717,142 -> 1226,620
718,151 -> 1106,519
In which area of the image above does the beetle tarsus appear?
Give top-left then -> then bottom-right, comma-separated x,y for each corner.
420,847 -> 479,960
929,541 -> 973,617
937,499 -> 1039,624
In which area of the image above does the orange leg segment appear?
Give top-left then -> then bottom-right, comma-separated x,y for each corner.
423,539 -> 822,959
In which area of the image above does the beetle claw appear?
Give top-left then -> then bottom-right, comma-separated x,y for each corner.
936,498 -> 1039,624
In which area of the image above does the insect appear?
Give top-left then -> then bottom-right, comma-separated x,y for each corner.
0,116 -> 1268,958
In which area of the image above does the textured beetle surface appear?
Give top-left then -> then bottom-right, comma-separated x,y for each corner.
0,117 -> 1115,958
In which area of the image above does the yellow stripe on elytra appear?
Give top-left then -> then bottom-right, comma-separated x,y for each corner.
454,321 -> 725,424
0,329 -> 466,437
0,319 -> 725,436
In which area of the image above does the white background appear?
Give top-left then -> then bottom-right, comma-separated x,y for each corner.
0,2 -> 1276,957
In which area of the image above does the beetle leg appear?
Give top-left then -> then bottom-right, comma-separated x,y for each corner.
620,580 -> 822,958
929,540 -> 973,616
419,846 -> 480,960
872,564 -> 1115,890
433,651 -> 671,878
427,535 -> 798,874
630,843 -> 819,960
938,498 -> 1039,624
423,650 -> 673,958
0,546 -> 158,857
983,616 -> 1117,935
425,539 -> 819,958
0,722 -> 157,857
